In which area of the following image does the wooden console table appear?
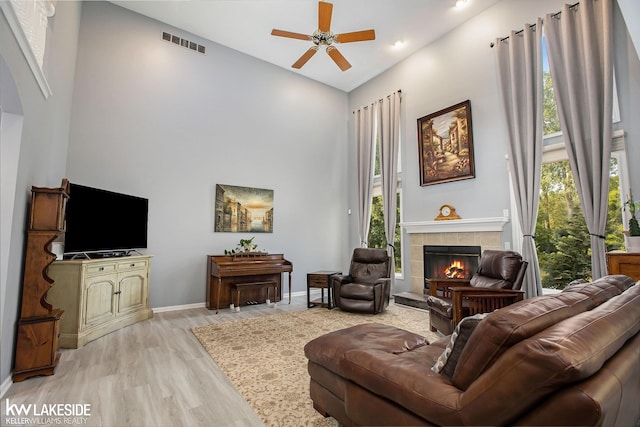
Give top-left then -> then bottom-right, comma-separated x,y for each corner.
47,255 -> 153,348
606,252 -> 640,281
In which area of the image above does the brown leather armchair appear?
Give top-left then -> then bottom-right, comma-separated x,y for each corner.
426,249 -> 528,335
332,248 -> 392,314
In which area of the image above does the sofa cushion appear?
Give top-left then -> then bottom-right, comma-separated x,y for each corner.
457,283 -> 640,426
452,278 -> 634,391
470,250 -> 523,289
339,283 -> 375,300
452,291 -> 595,390
351,248 -> 389,283
398,344 -> 444,368
340,348 -> 466,426
432,312 -> 489,380
513,331 -> 640,427
304,323 -> 428,377
562,274 -> 635,304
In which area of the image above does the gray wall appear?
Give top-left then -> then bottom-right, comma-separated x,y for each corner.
0,1 -> 82,390
66,2 -> 350,309
617,0 -> 640,58
347,0 -> 640,292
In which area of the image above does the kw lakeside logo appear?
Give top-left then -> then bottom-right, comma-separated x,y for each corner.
4,399 -> 91,425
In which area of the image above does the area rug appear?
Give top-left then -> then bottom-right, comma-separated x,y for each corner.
191,305 -> 438,427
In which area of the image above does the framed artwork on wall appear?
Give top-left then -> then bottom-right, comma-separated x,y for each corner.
214,184 -> 274,233
417,100 -> 475,186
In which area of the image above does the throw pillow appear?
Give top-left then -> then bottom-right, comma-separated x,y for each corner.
431,312 -> 490,380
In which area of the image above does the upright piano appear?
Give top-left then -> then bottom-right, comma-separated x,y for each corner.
207,253 -> 293,312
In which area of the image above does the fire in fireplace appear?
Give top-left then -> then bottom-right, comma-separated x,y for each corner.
444,260 -> 467,278
423,245 -> 481,280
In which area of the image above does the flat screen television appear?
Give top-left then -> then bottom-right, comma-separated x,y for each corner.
63,183 -> 148,256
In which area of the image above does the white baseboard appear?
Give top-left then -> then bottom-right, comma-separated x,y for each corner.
152,302 -> 206,313
1,374 -> 12,398
289,290 -> 309,298
152,291 -> 310,313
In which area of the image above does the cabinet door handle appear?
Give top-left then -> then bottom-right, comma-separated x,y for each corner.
114,291 -> 122,295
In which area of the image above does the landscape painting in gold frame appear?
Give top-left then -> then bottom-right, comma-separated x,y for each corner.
417,100 -> 475,186
214,184 -> 274,233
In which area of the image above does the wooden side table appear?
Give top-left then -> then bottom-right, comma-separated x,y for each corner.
606,252 -> 640,281
307,271 -> 341,309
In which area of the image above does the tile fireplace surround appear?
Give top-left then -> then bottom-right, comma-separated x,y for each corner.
402,217 -> 509,294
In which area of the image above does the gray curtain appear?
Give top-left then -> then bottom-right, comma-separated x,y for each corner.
354,104 -> 375,247
376,91 -> 401,288
545,0 -> 614,279
495,19 -> 544,298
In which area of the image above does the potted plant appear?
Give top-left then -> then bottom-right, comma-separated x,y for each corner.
225,237 -> 260,255
623,190 -> 640,252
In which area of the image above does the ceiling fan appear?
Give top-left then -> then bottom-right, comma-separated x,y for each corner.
271,1 -> 376,71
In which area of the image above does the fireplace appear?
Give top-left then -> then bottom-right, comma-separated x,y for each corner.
423,245 -> 481,282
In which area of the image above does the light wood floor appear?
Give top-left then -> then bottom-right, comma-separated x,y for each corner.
2,295 -> 312,427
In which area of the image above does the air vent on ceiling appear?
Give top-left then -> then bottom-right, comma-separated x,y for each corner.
162,32 -> 205,54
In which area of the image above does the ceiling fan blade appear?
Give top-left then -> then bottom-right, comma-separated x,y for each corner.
326,46 -> 351,71
335,29 -> 376,43
271,29 -> 311,41
292,47 -> 318,69
318,1 -> 333,32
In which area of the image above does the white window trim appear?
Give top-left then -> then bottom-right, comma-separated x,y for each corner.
541,129 -> 630,226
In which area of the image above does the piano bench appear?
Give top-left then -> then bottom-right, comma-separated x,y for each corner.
231,281 -> 278,312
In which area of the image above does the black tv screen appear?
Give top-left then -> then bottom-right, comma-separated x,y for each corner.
64,183 -> 148,255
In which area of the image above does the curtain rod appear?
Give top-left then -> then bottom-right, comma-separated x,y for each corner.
379,89 -> 401,103
352,89 -> 401,114
489,1 -> 580,48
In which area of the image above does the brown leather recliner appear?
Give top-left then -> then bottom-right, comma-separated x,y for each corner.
332,248 -> 392,314
426,249 -> 528,335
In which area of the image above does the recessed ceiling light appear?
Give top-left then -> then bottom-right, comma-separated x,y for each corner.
393,40 -> 405,49
456,0 -> 469,8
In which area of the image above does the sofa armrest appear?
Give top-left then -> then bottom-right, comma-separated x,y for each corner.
332,274 -> 352,286
427,278 -> 472,298
450,287 -> 525,326
374,277 -> 391,286
331,274 -> 352,307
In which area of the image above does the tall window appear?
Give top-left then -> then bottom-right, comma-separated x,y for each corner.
535,36 -> 626,289
368,138 -> 403,275
536,158 -> 624,289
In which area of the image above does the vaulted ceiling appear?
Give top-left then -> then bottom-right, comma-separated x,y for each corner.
110,0 -> 501,92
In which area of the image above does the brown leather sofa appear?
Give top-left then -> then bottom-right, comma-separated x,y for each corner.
304,275 -> 640,426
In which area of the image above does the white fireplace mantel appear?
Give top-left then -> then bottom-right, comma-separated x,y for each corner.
400,217 -> 510,234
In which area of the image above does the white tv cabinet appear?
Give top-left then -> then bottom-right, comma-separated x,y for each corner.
47,255 -> 153,348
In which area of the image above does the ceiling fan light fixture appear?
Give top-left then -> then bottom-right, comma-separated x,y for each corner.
312,30 -> 336,46
270,1 -> 374,71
